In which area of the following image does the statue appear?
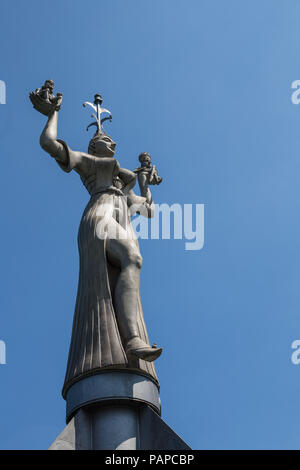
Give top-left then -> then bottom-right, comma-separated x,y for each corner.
30,81 -> 162,397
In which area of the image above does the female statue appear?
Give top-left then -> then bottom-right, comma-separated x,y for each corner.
30,84 -> 162,397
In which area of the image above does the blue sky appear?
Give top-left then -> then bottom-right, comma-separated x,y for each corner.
1,0 -> 300,450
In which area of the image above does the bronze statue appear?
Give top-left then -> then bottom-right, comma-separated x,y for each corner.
30,81 -> 162,397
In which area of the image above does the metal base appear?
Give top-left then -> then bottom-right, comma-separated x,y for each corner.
49,371 -> 191,450
65,371 -> 161,422
49,404 -> 191,450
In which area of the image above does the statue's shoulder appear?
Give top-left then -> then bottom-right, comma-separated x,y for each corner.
70,151 -> 95,175
81,151 -> 94,159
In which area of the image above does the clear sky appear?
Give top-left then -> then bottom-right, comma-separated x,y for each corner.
1,0 -> 300,450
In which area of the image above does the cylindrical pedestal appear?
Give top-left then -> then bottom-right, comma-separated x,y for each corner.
77,404 -> 140,450
65,371 -> 160,450
91,405 -> 139,450
66,371 -> 161,422
50,371 -> 190,450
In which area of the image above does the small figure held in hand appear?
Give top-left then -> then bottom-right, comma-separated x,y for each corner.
134,152 -> 163,185
133,152 -> 162,204
29,79 -> 63,116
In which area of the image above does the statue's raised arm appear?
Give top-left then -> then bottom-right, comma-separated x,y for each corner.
30,79 -> 67,163
40,108 -> 70,164
30,80 -> 93,175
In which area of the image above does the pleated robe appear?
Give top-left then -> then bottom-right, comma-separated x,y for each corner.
55,141 -> 159,398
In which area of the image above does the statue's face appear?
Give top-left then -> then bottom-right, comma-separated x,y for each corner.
94,135 -> 116,158
45,81 -> 54,92
140,154 -> 151,167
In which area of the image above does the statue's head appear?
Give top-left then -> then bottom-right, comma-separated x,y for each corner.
88,131 -> 116,158
138,152 -> 151,167
44,79 -> 54,93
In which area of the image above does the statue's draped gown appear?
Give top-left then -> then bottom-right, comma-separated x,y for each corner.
55,141 -> 158,397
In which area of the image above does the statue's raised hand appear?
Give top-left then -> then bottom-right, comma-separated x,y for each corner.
29,79 -> 63,116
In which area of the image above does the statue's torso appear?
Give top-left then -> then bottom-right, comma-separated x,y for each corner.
78,153 -> 121,196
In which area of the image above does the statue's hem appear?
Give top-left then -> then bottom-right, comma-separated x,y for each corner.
62,366 -> 160,399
